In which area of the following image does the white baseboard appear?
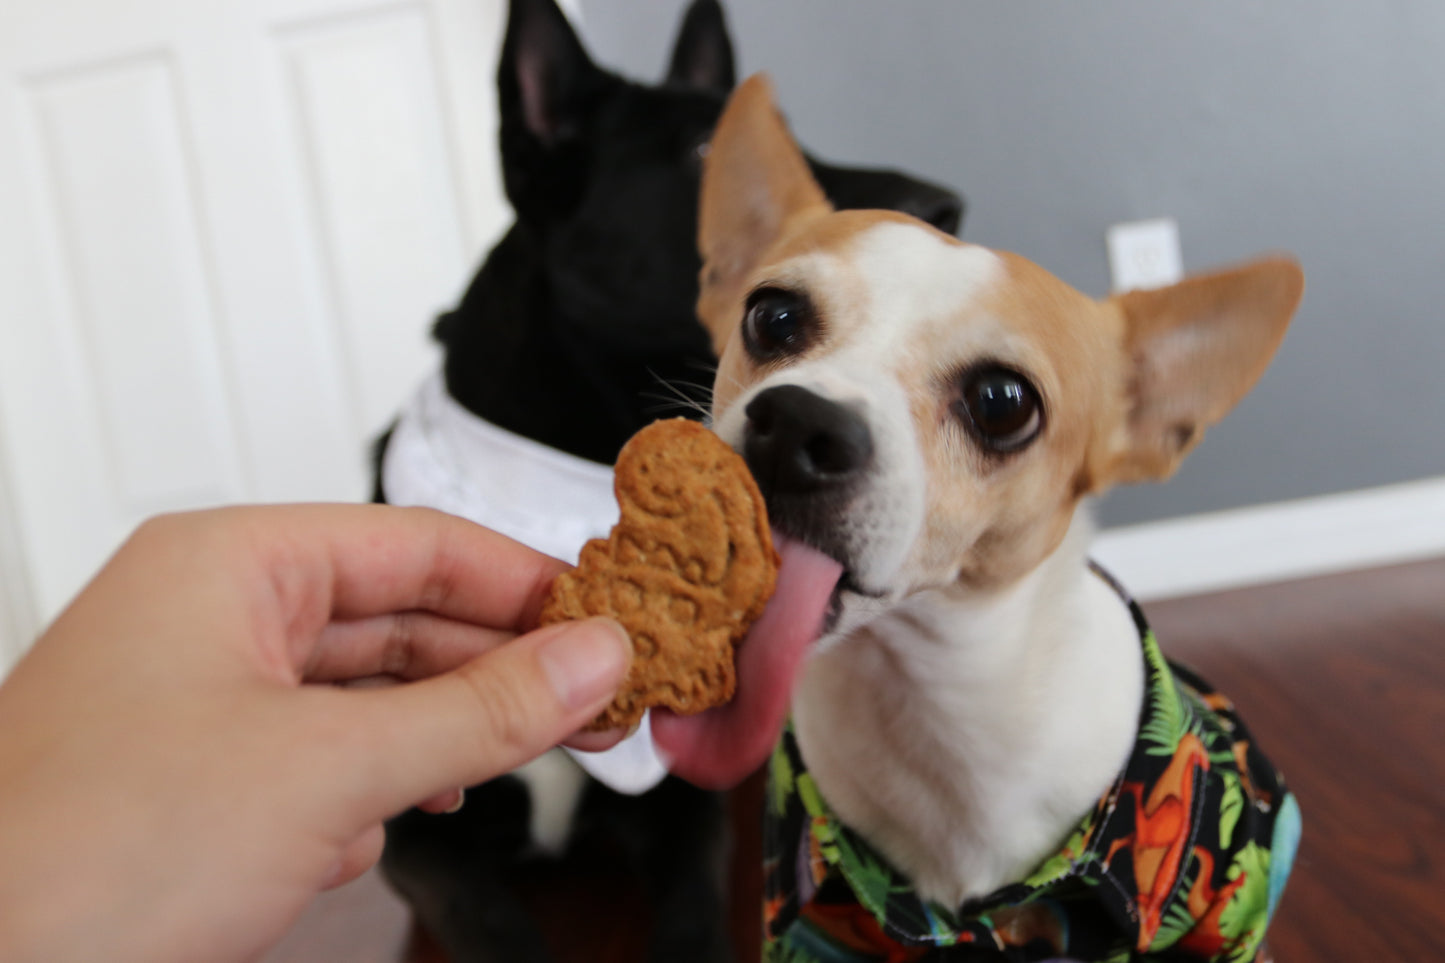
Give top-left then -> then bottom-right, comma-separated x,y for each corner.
1092,475 -> 1445,601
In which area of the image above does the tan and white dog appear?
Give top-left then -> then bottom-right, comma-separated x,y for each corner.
653,76 -> 1303,961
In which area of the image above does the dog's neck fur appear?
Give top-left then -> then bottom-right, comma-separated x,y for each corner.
791,511 -> 1144,908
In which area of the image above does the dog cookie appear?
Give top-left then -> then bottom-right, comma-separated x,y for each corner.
539,418 -> 778,731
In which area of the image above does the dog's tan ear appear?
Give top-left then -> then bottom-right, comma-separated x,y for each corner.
1096,257 -> 1304,485
697,73 -> 830,355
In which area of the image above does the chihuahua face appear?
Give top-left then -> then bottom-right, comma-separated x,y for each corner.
710,215 -> 1131,610
700,77 -> 1302,628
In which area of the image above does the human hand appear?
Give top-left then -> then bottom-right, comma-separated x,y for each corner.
0,504 -> 631,963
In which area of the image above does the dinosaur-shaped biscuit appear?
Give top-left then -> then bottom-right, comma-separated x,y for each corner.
539,418 -> 778,730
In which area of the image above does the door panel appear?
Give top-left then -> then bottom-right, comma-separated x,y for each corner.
0,0 -> 517,663
276,6 -> 469,435
27,56 -> 247,511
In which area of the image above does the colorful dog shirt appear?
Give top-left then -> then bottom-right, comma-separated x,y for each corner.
762,566 -> 1301,963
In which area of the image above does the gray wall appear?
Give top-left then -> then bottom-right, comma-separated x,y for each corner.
579,0 -> 1445,526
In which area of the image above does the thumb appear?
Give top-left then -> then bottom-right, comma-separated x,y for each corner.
339,617 -> 632,818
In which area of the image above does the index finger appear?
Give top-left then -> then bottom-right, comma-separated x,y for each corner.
228,503 -> 570,633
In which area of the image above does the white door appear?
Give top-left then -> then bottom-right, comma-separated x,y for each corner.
0,0 -> 534,668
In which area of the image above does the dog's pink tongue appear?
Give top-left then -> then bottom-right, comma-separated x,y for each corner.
651,535 -> 843,789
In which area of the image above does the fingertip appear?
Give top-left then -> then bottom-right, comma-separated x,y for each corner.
417,787 -> 466,814
562,726 -> 631,752
535,617 -> 632,713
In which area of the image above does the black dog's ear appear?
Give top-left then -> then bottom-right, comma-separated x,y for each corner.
810,161 -> 966,237
499,0 -> 604,147
665,0 -> 735,92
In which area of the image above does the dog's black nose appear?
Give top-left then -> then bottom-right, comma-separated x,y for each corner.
744,385 -> 873,496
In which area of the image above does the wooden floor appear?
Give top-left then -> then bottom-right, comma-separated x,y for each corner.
1145,558 -> 1445,962
264,557 -> 1445,963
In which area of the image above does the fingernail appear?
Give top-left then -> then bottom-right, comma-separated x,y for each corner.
444,788 -> 466,814
537,618 -> 632,711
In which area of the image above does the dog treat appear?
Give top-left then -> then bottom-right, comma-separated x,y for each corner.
539,418 -> 778,731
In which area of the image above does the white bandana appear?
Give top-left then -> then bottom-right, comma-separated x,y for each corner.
382,372 -> 669,795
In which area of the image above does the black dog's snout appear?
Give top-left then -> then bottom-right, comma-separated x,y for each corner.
744,385 -> 873,496
917,192 -> 964,236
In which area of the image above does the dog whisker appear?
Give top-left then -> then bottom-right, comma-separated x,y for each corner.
706,367 -> 747,402
640,393 -> 712,418
644,369 -> 716,421
640,395 -> 712,420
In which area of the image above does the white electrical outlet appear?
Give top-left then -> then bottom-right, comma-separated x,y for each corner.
1107,218 -> 1183,293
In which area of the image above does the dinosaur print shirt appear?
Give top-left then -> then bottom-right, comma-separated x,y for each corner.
762,566 -> 1301,963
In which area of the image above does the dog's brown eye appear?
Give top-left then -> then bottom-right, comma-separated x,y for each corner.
955,366 -> 1043,453
742,287 -> 812,361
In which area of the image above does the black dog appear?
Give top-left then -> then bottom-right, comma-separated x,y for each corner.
376,1 -> 963,960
